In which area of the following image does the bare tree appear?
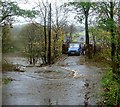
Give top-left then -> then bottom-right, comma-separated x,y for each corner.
51,2 -> 69,57
63,24 -> 76,43
34,0 -> 50,64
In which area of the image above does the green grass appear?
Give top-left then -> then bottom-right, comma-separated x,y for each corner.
2,77 -> 13,85
100,70 -> 120,106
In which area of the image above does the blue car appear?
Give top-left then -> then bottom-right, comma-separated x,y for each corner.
68,43 -> 81,56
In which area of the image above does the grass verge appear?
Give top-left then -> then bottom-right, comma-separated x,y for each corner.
79,53 -> 110,69
79,53 -> 120,106
100,70 -> 120,106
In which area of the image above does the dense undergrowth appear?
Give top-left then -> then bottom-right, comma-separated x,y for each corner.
100,70 -> 120,106
80,48 -> 120,106
86,50 -> 120,106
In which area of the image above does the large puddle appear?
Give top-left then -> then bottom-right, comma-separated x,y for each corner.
2,56 -> 103,105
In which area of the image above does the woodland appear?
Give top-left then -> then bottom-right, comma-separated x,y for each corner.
1,0 -> 120,106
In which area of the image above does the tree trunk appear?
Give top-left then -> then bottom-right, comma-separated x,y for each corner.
28,43 -> 33,64
110,1 -> 116,73
116,0 -> 120,85
53,38 -> 56,57
85,13 -> 91,59
44,15 -> 47,64
33,58 -> 36,65
53,34 -> 58,58
29,56 -> 32,64
93,34 -> 96,55
48,3 -> 51,65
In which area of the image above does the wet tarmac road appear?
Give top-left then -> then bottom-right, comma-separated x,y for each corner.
2,56 -> 103,105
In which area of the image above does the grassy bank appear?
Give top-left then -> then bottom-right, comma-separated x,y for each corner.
100,70 -> 120,106
79,54 -> 120,106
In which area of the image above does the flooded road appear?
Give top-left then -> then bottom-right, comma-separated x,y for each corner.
2,56 -> 103,105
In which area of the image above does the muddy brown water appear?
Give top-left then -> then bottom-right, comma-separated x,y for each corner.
2,56 -> 103,105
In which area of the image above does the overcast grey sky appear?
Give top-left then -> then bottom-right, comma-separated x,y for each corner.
11,0 -> 69,10
11,0 -> 79,26
11,0 -> 101,26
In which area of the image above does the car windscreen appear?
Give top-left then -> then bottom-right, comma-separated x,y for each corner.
69,44 -> 80,48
